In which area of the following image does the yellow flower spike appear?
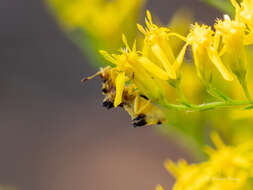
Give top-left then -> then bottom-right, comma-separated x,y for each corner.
114,72 -> 126,107
155,184 -> 164,190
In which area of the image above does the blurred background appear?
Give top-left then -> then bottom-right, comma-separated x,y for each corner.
0,0 -> 221,189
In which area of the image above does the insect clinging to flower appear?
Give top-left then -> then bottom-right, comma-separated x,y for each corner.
82,66 -> 166,128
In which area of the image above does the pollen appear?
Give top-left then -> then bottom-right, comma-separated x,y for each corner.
187,23 -> 214,46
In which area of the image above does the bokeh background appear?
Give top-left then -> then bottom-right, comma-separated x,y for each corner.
0,0 -> 221,189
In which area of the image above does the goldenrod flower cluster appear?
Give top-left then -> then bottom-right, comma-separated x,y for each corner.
84,0 -> 252,130
82,0 -> 253,188
79,0 -> 253,188
46,0 -> 253,189
158,133 -> 253,190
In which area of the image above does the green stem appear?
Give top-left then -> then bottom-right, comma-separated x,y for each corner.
169,79 -> 193,107
161,100 -> 250,112
206,84 -> 232,102
241,80 -> 252,103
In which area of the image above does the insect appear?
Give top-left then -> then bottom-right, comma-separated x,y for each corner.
124,94 -> 166,127
82,67 -> 166,127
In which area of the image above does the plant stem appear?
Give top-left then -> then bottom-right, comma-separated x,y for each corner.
162,100 -> 250,112
206,84 -> 232,102
169,79 -> 193,107
241,80 -> 252,103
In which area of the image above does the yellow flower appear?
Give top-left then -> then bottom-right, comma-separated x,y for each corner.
215,15 -> 247,79
137,11 -> 188,79
239,0 -> 253,29
231,0 -> 253,30
164,133 -> 253,190
187,23 -> 234,82
48,0 -> 145,48
231,0 -> 253,45
214,15 -> 253,101
215,15 -> 246,51
100,35 -> 173,106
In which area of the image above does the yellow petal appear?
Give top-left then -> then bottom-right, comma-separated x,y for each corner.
213,32 -> 221,51
99,50 -> 117,65
137,24 -> 146,34
164,160 -> 180,177
138,56 -> 169,80
132,40 -> 137,52
151,44 -> 176,79
146,10 -> 152,24
208,48 -> 234,81
172,43 -> 188,73
192,45 -> 201,78
155,184 -> 164,190
145,10 -> 153,29
168,32 -> 187,42
122,34 -> 130,50
114,72 -> 126,107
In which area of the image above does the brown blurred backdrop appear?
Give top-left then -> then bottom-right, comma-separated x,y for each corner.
0,0 -> 220,190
